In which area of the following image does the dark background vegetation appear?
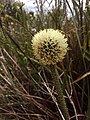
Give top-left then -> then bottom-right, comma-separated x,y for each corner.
0,0 -> 90,119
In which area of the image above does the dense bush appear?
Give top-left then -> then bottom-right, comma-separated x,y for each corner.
0,0 -> 90,120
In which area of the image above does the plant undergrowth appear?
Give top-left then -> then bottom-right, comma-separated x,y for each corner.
0,0 -> 90,120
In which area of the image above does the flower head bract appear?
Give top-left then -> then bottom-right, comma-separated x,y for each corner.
32,29 -> 68,65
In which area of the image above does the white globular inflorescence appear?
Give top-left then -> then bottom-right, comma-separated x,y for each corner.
32,29 -> 68,65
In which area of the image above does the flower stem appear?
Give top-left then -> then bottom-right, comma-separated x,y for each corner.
51,65 -> 69,120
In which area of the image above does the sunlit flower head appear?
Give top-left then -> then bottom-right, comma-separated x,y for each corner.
32,29 -> 68,65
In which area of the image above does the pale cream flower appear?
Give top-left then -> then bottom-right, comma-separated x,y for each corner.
32,29 -> 68,65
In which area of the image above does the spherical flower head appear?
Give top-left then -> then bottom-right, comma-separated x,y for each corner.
32,29 -> 68,65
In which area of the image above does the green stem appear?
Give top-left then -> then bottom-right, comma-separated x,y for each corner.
51,65 -> 69,120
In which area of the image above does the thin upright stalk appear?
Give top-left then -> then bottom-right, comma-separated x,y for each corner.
51,65 -> 69,120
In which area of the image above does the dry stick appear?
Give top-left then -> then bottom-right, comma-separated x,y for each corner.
51,65 -> 69,120
38,71 -> 65,120
65,90 -> 78,120
17,92 -> 58,119
44,82 -> 65,120
66,0 -> 87,111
